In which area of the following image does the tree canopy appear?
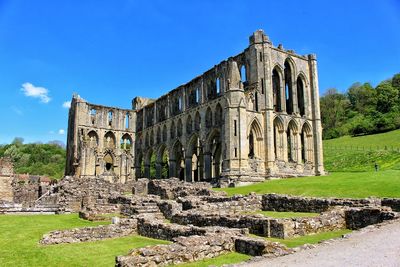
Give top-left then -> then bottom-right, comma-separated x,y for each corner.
321,73 -> 400,139
0,139 -> 65,179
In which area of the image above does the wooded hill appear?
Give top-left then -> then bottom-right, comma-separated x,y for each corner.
320,73 -> 400,139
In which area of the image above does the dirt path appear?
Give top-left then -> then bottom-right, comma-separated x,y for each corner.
239,219 -> 400,267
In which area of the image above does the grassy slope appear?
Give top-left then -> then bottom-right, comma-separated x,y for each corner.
323,130 -> 400,171
323,129 -> 400,148
0,214 -> 169,267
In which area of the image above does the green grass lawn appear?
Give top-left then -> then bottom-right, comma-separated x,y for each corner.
323,130 -> 400,172
266,229 -> 352,248
175,252 -> 251,267
248,211 -> 319,218
216,170 -> 400,198
323,129 -> 400,148
0,214 -> 169,267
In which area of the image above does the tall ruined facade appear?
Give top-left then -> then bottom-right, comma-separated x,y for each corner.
66,30 -> 324,186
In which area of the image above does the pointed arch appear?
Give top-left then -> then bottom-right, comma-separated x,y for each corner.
120,133 -> 132,151
284,58 -> 295,114
170,121 -> 176,139
194,111 -> 201,131
162,124 -> 167,142
205,107 -> 213,128
104,131 -> 116,149
272,66 -> 283,112
215,103 -> 223,126
177,119 -> 183,137
248,118 -> 264,159
297,75 -> 305,116
186,115 -> 193,134
87,130 -> 98,148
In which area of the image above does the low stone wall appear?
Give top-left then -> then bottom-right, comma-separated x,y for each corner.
171,211 -> 271,236
171,208 -> 349,239
381,198 -> 400,212
275,208 -> 346,238
234,236 -> 292,256
262,194 -> 380,213
344,207 -> 397,230
40,218 -> 137,245
136,217 -> 206,241
116,233 -> 237,267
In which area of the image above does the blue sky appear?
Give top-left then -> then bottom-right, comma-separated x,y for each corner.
0,0 -> 399,144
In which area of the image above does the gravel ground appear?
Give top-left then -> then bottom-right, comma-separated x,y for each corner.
239,219 -> 400,267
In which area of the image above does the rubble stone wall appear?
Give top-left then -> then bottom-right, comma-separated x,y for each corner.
381,198 -> 400,212
116,233 -> 237,267
234,236 -> 291,256
262,194 -> 380,213
40,218 -> 137,245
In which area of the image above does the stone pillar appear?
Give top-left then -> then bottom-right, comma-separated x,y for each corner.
185,156 -> 192,182
155,162 -> 162,179
169,159 -> 176,178
308,54 -> 325,175
204,152 -> 212,180
280,79 -> 286,113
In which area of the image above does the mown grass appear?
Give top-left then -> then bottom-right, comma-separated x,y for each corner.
0,214 -> 169,267
174,252 -> 251,267
216,170 -> 400,198
323,130 -> 400,172
323,129 -> 400,148
266,229 -> 352,248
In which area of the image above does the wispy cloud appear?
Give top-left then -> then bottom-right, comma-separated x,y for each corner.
11,106 -> 23,115
58,129 -> 65,135
21,82 -> 51,103
62,101 -> 71,109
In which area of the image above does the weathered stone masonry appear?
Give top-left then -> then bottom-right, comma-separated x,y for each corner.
65,30 -> 325,186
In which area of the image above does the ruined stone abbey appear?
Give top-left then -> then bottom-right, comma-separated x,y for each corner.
65,30 -> 325,186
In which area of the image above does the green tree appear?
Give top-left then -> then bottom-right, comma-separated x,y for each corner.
320,88 -> 351,139
376,81 -> 398,113
347,82 -> 377,114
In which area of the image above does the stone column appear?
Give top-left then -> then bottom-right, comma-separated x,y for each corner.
308,54 -> 325,175
204,152 -> 212,180
155,162 -> 162,179
169,159 -> 176,178
185,156 -> 192,182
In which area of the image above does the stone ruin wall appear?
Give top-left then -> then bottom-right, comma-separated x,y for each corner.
65,29 -> 325,187
0,157 -> 14,202
36,177 -> 399,266
65,98 -> 135,184
0,157 -> 53,207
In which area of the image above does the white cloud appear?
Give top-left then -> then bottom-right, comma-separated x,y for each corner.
62,101 -> 71,109
21,82 -> 51,103
58,129 -> 65,135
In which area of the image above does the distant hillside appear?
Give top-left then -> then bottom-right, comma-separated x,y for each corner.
0,138 -> 66,179
323,130 -> 400,172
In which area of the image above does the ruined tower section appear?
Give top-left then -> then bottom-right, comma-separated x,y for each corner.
65,95 -> 135,183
